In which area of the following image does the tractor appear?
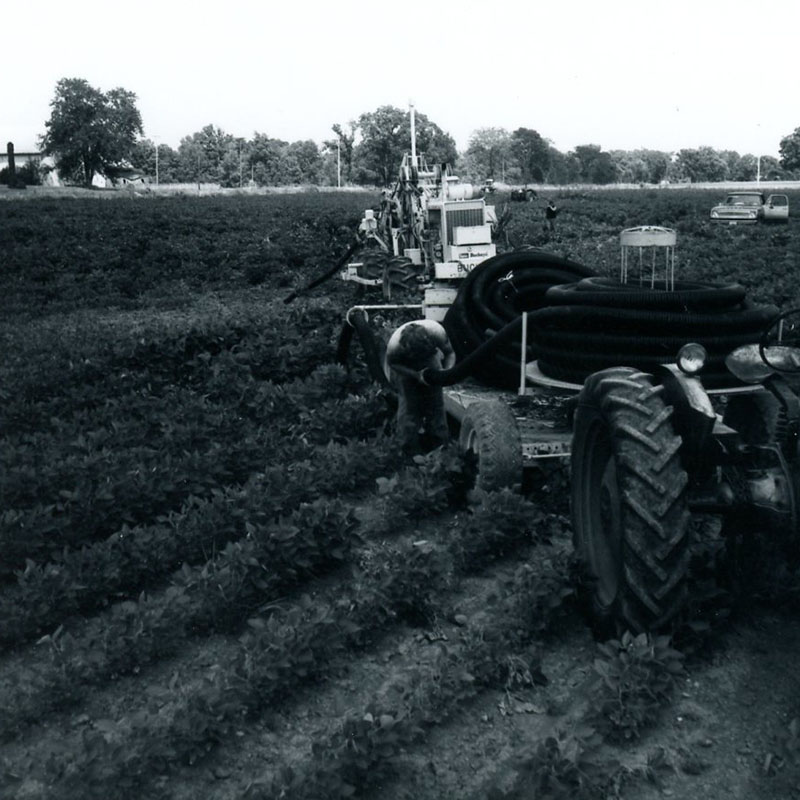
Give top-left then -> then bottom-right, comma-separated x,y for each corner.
286,119 -> 800,638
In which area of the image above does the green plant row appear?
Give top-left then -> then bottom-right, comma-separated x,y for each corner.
5,311 -> 342,421
39,485 -> 570,800
258,549 -> 574,800
2,295 -> 345,439
0,435 -> 402,648
0,497 -> 359,744
40,539 -> 450,800
0,444 -> 458,740
278,629 -> 680,800
0,425 -> 278,577
0,194 -> 370,315
0,367 -> 388,576
474,630 -> 686,800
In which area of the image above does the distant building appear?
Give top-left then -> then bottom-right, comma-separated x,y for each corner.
0,150 -> 61,185
0,148 -> 149,188
103,165 -> 146,186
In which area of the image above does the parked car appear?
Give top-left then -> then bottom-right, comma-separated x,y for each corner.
710,191 -> 789,224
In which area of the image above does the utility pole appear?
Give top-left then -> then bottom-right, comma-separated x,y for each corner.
152,136 -> 160,186
410,101 -> 417,164
337,138 -> 341,188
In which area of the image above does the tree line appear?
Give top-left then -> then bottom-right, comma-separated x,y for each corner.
20,77 -> 800,188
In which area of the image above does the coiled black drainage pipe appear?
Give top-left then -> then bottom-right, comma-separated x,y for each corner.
336,250 -> 595,391
441,250 -> 596,388
529,280 -> 779,388
338,248 -> 778,392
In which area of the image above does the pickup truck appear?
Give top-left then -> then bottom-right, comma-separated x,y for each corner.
710,190 -> 789,224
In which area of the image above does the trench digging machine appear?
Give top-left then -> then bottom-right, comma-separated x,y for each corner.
286,121 -> 800,638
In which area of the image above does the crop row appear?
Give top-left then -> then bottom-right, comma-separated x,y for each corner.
8,317 -> 345,425
37,481 -> 568,799
0,365 -> 388,576
264,575 -> 685,800
3,297 -> 349,437
249,549 -> 574,800
0,445 -> 460,740
0,497 -> 357,744
0,435 -> 402,648
0,193 -> 372,315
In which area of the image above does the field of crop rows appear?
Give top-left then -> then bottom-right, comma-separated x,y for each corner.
2,188 -> 800,799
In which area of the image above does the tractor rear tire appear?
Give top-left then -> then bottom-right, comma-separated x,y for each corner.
357,250 -> 389,281
571,368 -> 690,637
382,255 -> 421,300
459,400 -> 522,492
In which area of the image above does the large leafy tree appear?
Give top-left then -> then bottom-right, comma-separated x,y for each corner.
40,78 -> 143,186
757,155 -> 789,181
779,127 -> 800,172
609,149 -> 671,184
571,144 -> 617,184
286,140 -> 322,184
219,138 -> 249,188
354,105 -> 457,185
246,133 -> 295,186
129,139 -> 180,183
509,128 -> 550,183
177,124 -> 234,183
544,146 -> 580,184
673,147 -> 729,182
464,127 -> 511,181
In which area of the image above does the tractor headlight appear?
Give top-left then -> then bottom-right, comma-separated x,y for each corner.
677,343 -> 707,375
710,210 -> 719,219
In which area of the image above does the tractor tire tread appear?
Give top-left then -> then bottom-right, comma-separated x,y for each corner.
459,400 -> 522,492
572,368 -> 690,635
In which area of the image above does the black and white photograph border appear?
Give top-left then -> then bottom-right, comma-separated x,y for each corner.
2,1 -> 800,798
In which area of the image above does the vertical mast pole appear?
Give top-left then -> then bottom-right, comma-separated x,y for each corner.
410,101 -> 417,167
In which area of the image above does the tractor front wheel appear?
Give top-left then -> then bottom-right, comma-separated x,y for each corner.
571,368 -> 690,637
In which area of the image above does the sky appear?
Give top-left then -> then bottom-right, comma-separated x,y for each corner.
3,0 -> 799,158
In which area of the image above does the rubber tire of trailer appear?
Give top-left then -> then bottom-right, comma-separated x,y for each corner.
458,399 -> 522,492
570,367 -> 690,637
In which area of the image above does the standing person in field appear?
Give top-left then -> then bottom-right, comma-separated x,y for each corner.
545,199 -> 560,232
383,319 -> 456,455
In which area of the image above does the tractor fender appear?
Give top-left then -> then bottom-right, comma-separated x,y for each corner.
653,364 -> 716,480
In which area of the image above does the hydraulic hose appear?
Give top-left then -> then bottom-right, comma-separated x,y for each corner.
284,237 -> 363,304
336,309 -> 393,390
421,316 -> 523,387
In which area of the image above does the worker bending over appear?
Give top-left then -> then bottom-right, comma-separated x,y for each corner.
384,319 -> 456,455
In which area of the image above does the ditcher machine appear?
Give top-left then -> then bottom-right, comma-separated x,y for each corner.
291,121 -> 800,638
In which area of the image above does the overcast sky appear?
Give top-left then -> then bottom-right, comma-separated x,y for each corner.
4,0 -> 798,157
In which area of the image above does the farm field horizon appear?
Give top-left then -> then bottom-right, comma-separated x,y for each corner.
2,188 -> 800,799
